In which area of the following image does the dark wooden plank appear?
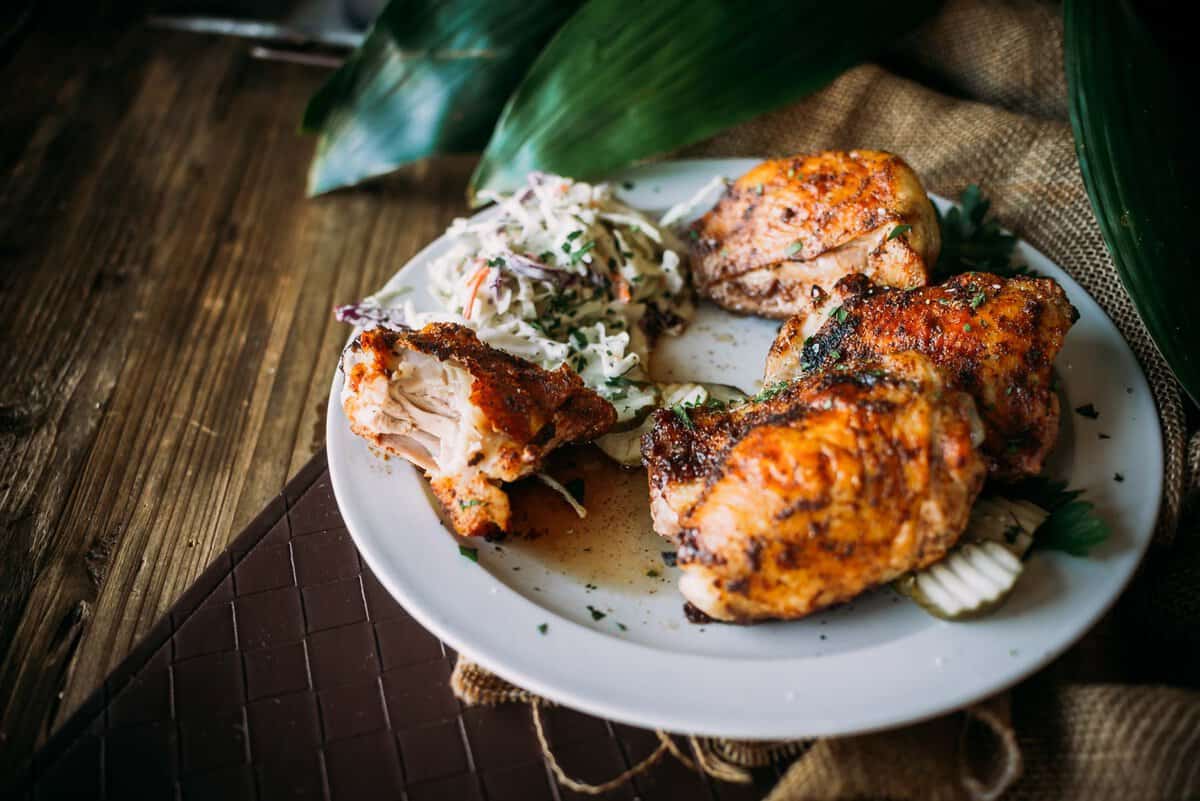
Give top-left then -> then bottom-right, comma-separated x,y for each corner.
0,21 -> 474,771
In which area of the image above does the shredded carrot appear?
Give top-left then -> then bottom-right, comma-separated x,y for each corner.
614,275 -> 632,303
463,264 -> 490,320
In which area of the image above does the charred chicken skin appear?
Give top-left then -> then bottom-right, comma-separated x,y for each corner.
689,150 -> 940,334
766,272 -> 1077,478
341,322 -> 616,538
642,352 -> 987,622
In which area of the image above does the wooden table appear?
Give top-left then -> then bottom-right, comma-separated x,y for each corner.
1,12 -> 1174,783
0,19 -> 474,773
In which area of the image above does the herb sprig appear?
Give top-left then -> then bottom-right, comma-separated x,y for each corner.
934,185 -> 1028,280
987,477 -> 1110,556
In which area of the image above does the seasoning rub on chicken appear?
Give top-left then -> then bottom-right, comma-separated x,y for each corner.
766,272 -> 1078,478
689,150 -> 940,335
642,352 -> 987,622
341,322 -> 616,538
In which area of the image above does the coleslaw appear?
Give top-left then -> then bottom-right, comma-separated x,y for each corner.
338,173 -> 694,422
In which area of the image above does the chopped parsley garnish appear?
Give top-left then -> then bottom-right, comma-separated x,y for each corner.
646,569 -> 661,578
621,181 -> 635,190
587,605 -> 607,621
487,256 -> 504,267
1113,472 -> 1125,482
969,291 -> 987,310
688,229 -> 700,241
537,623 -> 548,635
963,323 -> 973,332
569,329 -> 588,349
887,223 -> 912,240
1074,403 -> 1100,419
459,499 -> 483,509
661,551 -> 678,567
569,240 -> 596,264
539,250 -> 555,262
833,306 -> 848,323
616,622 -> 628,631
671,403 -> 694,430
566,230 -> 584,241
785,241 -> 804,257
752,381 -> 791,403
458,545 -> 479,563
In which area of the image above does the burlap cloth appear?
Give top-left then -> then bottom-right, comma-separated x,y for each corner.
452,2 -> 1200,798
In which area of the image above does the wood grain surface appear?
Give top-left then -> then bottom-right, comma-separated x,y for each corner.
0,12 -> 1163,783
0,21 -> 474,772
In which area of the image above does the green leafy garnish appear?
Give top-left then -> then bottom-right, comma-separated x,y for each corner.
672,403 -> 694,430
646,569 -> 660,578
751,381 -> 791,403
833,306 -> 849,323
537,623 -> 549,634
459,545 -> 480,562
569,240 -> 597,264
1075,403 -> 1100,419
934,185 -> 1027,279
887,223 -> 912,240
785,240 -> 804,257
587,605 -> 607,621
990,477 -> 1110,556
459,499 -> 484,509
969,291 -> 987,310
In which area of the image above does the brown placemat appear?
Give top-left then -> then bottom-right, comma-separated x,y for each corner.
7,452 -> 779,800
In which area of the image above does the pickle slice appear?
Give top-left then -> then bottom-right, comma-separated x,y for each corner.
896,496 -> 1049,620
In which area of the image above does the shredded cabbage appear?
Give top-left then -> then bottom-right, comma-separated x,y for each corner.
345,173 -> 694,422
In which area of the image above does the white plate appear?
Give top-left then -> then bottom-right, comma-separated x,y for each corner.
327,159 -> 1162,739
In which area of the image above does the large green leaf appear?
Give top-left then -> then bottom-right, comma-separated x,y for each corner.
469,0 -> 940,202
303,0 -> 582,196
1065,0 -> 1200,403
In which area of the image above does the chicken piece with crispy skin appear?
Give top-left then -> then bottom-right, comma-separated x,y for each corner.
689,150 -> 939,334
766,272 -> 1078,478
341,322 -> 616,538
642,352 -> 986,622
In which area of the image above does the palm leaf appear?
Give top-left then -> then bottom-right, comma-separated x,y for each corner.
303,0 -> 581,196
469,0 -> 940,202
1065,0 -> 1200,402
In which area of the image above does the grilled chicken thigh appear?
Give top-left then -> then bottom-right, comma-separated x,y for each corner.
642,352 -> 986,622
341,323 -> 616,537
689,150 -> 939,334
766,272 -> 1077,478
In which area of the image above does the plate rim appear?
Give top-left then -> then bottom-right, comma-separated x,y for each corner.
326,158 -> 1163,739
